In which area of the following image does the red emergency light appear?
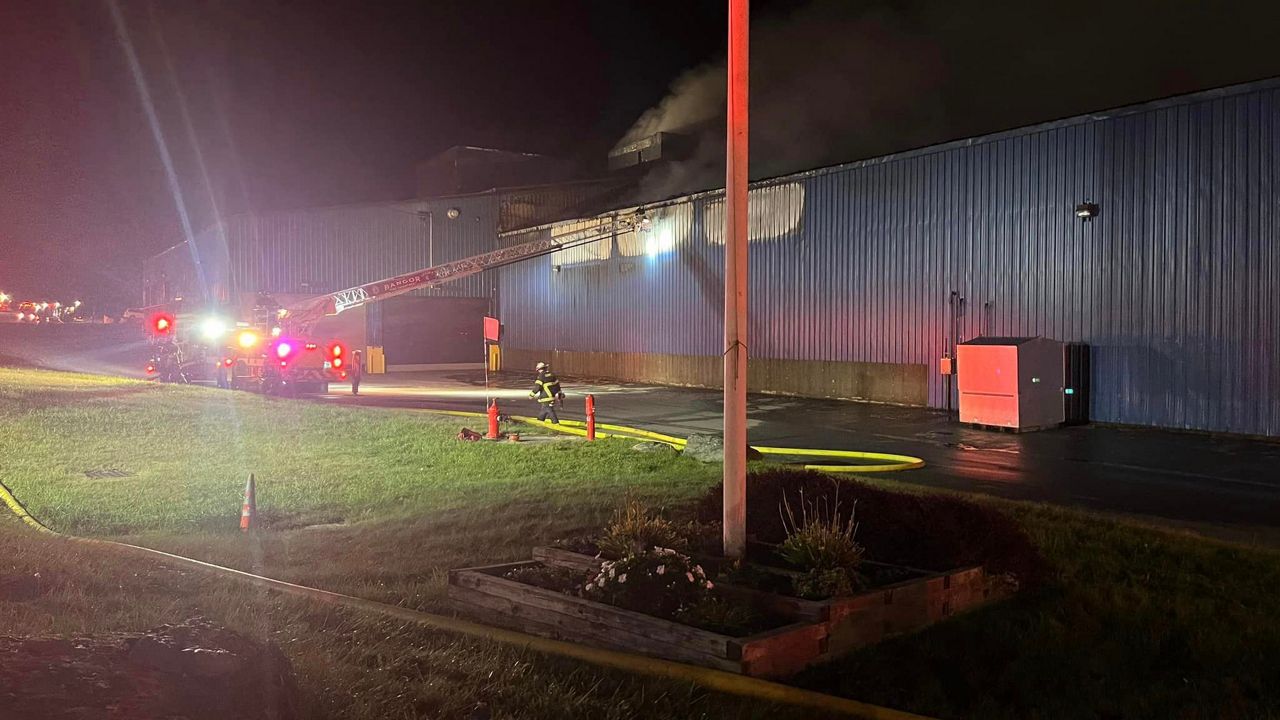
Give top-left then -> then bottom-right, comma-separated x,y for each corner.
331,343 -> 344,358
222,358 -> 234,367
145,363 -> 156,374
149,312 -> 175,335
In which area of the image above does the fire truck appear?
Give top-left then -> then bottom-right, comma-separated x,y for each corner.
142,213 -> 635,394
141,297 -> 347,395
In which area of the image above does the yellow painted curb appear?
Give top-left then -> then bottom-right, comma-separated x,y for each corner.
0,479 -> 933,720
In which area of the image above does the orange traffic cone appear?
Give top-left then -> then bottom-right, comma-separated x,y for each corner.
240,473 -> 256,532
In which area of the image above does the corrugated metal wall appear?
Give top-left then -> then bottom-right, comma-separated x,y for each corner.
496,180 -> 634,233
178,195 -> 500,302
501,81 -> 1280,436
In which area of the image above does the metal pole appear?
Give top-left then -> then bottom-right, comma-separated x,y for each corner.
723,0 -> 749,559
428,210 -> 434,267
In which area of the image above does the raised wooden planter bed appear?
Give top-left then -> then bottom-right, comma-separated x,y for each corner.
531,546 -> 1001,659
449,547 -> 1004,677
448,561 -> 828,677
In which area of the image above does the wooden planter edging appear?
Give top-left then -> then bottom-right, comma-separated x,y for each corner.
530,546 -> 1001,660
447,561 -> 828,677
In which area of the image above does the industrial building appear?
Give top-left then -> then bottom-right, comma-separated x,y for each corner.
142,172 -> 624,367
145,79 -> 1280,436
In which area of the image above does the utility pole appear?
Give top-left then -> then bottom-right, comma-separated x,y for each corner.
723,0 -> 749,558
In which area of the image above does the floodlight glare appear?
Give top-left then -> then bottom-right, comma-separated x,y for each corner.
201,317 -> 228,340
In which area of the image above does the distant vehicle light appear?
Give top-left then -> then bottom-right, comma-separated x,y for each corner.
276,342 -> 294,359
223,357 -> 234,367
200,317 -> 228,340
331,344 -> 344,358
237,331 -> 259,348
304,343 -> 318,350
332,357 -> 343,369
145,364 -> 156,374
279,360 -> 288,368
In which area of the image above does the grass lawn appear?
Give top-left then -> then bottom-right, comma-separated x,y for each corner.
0,514 -> 814,720
3,366 -> 1279,719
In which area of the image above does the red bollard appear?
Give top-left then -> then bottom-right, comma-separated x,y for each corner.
585,394 -> 596,441
486,399 -> 500,439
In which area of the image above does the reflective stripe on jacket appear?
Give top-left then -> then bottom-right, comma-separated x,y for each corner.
531,372 -> 561,403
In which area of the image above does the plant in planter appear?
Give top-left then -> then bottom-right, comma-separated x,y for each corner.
595,496 -> 688,558
778,490 -> 865,599
582,547 -> 712,617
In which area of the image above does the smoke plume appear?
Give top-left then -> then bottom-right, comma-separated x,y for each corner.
615,1 -> 948,201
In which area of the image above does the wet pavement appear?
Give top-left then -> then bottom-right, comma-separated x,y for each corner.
320,370 -> 1280,535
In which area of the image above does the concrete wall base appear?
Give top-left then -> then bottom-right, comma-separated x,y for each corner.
506,348 -> 928,406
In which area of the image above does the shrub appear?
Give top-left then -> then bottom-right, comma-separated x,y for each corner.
696,468 -> 1047,587
793,567 -> 859,599
595,496 -> 686,558
777,489 -> 864,599
777,490 -> 864,572
582,548 -> 711,617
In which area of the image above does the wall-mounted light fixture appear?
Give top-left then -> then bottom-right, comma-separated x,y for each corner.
1075,202 -> 1100,221
446,207 -> 461,220
552,264 -> 562,273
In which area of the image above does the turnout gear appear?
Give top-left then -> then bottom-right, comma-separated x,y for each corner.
350,349 -> 364,395
529,364 -> 564,423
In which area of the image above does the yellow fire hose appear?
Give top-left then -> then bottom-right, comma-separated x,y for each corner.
0,479 -> 931,720
433,410 -> 925,473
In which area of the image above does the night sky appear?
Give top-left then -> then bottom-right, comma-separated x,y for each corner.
3,0 -> 1278,308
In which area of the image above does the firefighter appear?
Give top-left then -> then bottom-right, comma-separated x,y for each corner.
215,357 -> 231,389
350,349 -> 364,396
529,361 -> 564,423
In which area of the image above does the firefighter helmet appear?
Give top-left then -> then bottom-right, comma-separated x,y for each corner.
535,362 -> 549,371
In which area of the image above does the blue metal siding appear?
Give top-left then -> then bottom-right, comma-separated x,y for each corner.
189,196 -> 499,300
500,84 -> 1280,436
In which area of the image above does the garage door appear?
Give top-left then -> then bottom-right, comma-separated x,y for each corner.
381,296 -> 488,366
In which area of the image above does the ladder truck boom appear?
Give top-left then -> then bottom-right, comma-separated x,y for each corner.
281,215 -> 637,331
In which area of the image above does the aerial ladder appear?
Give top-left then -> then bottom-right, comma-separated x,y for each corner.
279,213 -> 638,332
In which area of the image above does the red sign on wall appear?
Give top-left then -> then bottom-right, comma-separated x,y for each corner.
483,316 -> 501,342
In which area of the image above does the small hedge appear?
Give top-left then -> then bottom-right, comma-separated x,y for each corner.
697,469 -> 1046,587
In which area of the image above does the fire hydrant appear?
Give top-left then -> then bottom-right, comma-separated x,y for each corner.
486,399 -> 501,439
